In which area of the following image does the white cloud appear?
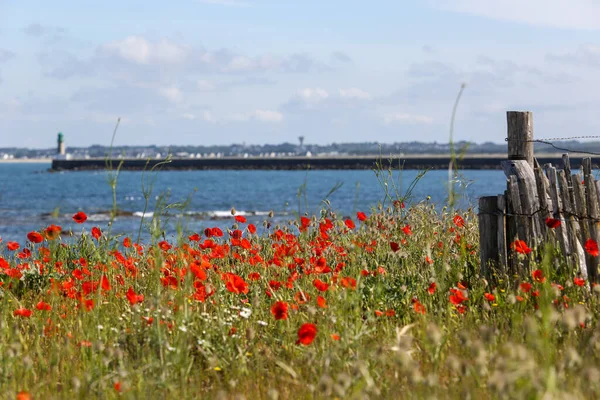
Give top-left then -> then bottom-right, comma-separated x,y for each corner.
383,112 -> 433,125
159,86 -> 183,103
431,0 -> 600,30
182,113 -> 196,120
339,87 -> 372,100
102,36 -> 188,65
203,111 -> 216,123
197,80 -> 215,91
298,88 -> 329,102
253,110 -> 283,122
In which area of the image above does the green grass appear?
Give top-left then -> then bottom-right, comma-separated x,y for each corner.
1,201 -> 600,399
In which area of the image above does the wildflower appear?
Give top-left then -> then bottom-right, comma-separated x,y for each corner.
340,277 -> 356,290
72,211 -> 87,224
247,224 -> 257,234
511,239 -> 532,254
389,242 -> 400,252
101,275 -> 111,291
158,241 -> 172,251
428,282 -> 437,294
313,279 -> 329,292
27,231 -> 43,244
123,237 -> 132,248
532,269 -> 546,283
188,233 -> 201,241
36,301 -> 51,311
453,215 -> 465,228
126,287 -> 144,305
585,239 -> 599,256
271,301 -> 288,320
449,288 -> 468,305
331,334 -> 340,341
413,301 -> 426,315
235,215 -> 247,223
520,282 -> 532,293
357,211 -> 367,221
296,323 -> 317,345
114,382 -> 122,393
401,225 -> 413,235
344,219 -> 355,230
317,296 -> 327,308
545,217 -> 561,229
484,293 -> 495,302
7,242 -> 19,251
91,227 -> 102,240
374,310 -> 384,316
248,272 -> 261,281
223,273 -> 249,294
574,277 -> 586,287
14,308 -> 33,318
16,392 -> 31,400
425,256 -> 434,264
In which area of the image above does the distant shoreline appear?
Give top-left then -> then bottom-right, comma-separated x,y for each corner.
0,159 -> 52,163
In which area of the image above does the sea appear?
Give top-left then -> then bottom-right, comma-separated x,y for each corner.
0,162 -> 507,243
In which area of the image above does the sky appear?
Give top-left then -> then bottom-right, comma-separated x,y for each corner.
1,0 -> 600,148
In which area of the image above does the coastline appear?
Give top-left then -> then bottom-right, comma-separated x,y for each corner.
0,158 -> 52,163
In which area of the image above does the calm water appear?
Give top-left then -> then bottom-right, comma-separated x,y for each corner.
0,163 -> 507,243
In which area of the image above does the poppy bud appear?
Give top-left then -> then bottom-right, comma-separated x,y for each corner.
268,210 -> 274,218
231,207 -> 236,216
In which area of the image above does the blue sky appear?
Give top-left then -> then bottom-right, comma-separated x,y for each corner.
1,0 -> 600,148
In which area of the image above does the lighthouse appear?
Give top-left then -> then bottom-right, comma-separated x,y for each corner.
57,132 -> 65,155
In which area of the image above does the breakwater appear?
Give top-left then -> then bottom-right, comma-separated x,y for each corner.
50,155 -> 574,171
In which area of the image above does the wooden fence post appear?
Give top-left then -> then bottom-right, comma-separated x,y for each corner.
507,111 -> 534,168
479,196 -> 499,279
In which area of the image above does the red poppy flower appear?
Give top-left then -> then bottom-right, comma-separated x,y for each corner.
114,382 -> 122,393
36,301 -> 51,311
413,301 -> 426,314
158,241 -> 172,251
545,217 -> 561,229
331,334 -> 340,341
357,212 -> 367,222
16,391 -> 31,400
72,211 -> 87,224
223,273 -> 249,294
401,225 -> 413,235
300,216 -> 311,231
296,323 -> 317,345
449,288 -> 468,305
317,295 -> 327,308
344,219 -> 355,230
7,241 -> 19,251
188,233 -> 201,241
574,277 -> 586,287
91,227 -> 102,240
313,278 -> 329,292
484,293 -> 495,302
234,215 -> 247,223
101,275 -> 111,291
247,224 -> 257,234
585,239 -> 599,256
13,308 -> 33,318
123,237 -> 132,248
428,282 -> 436,294
390,242 -> 400,252
126,287 -> 144,305
520,282 -> 532,293
511,239 -> 532,254
27,231 -> 43,243
453,215 -> 465,228
43,224 -> 62,241
271,301 -> 289,320
532,269 -> 546,283
340,277 -> 356,290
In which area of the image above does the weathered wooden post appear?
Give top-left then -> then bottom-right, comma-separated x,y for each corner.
507,111 -> 534,168
479,196 -> 499,278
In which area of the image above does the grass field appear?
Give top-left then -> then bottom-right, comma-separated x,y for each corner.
1,199 -> 600,399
